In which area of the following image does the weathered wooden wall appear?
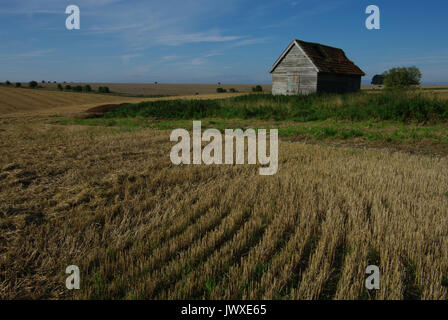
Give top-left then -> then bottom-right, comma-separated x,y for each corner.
271,45 -> 318,95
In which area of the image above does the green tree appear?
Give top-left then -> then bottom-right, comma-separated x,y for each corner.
83,85 -> 92,93
371,74 -> 385,85
72,85 -> 83,92
252,85 -> 263,92
29,81 -> 38,89
15,82 -> 21,88
383,66 -> 422,89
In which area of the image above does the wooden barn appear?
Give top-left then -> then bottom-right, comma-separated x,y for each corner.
270,39 -> 365,95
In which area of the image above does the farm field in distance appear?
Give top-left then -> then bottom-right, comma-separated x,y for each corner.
1,86 -> 448,300
11,82 -> 274,97
0,86 -> 247,115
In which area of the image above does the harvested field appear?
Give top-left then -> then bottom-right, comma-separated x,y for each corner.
0,87 -> 123,114
14,83 -> 273,97
0,87 -> 246,115
1,117 -> 448,300
1,89 -> 448,300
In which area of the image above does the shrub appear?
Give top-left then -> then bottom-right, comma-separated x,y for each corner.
15,82 -> 21,88
57,84 -> 63,91
383,66 -> 422,89
72,85 -> 83,92
64,85 -> 72,91
371,75 -> 385,85
216,87 -> 227,93
98,86 -> 110,93
29,81 -> 38,89
83,85 -> 92,93
252,85 -> 263,92
5,80 -> 11,86
229,88 -> 238,93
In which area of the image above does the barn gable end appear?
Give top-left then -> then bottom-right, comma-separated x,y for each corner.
270,39 -> 365,95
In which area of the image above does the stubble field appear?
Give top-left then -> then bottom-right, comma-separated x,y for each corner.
1,86 -> 448,300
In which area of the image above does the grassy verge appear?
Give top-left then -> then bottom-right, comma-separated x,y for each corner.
99,91 -> 448,123
59,91 -> 448,148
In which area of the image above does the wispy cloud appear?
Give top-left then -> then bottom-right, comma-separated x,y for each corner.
190,58 -> 206,66
228,38 -> 270,48
0,49 -> 54,60
261,0 -> 349,29
379,55 -> 448,66
154,32 -> 243,46
121,53 -> 142,64
162,55 -> 179,61
88,24 -> 143,34
17,49 -> 54,57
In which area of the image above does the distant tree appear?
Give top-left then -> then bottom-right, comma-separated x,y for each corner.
42,80 -> 46,83
72,85 -> 83,92
216,87 -> 227,93
57,84 -> 63,91
64,85 -> 72,91
15,82 -> 21,88
229,88 -> 238,93
29,81 -> 38,89
155,82 -> 158,84
98,86 -> 110,93
83,85 -> 92,93
383,66 -> 422,89
53,81 -> 57,84
371,74 -> 385,85
252,85 -> 263,92
5,80 -> 11,86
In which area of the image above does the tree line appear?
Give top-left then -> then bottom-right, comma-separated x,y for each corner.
2,80 -> 111,94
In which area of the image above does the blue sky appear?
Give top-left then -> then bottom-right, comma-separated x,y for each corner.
0,0 -> 447,84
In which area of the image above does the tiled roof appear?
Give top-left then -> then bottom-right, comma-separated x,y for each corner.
296,40 -> 365,76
